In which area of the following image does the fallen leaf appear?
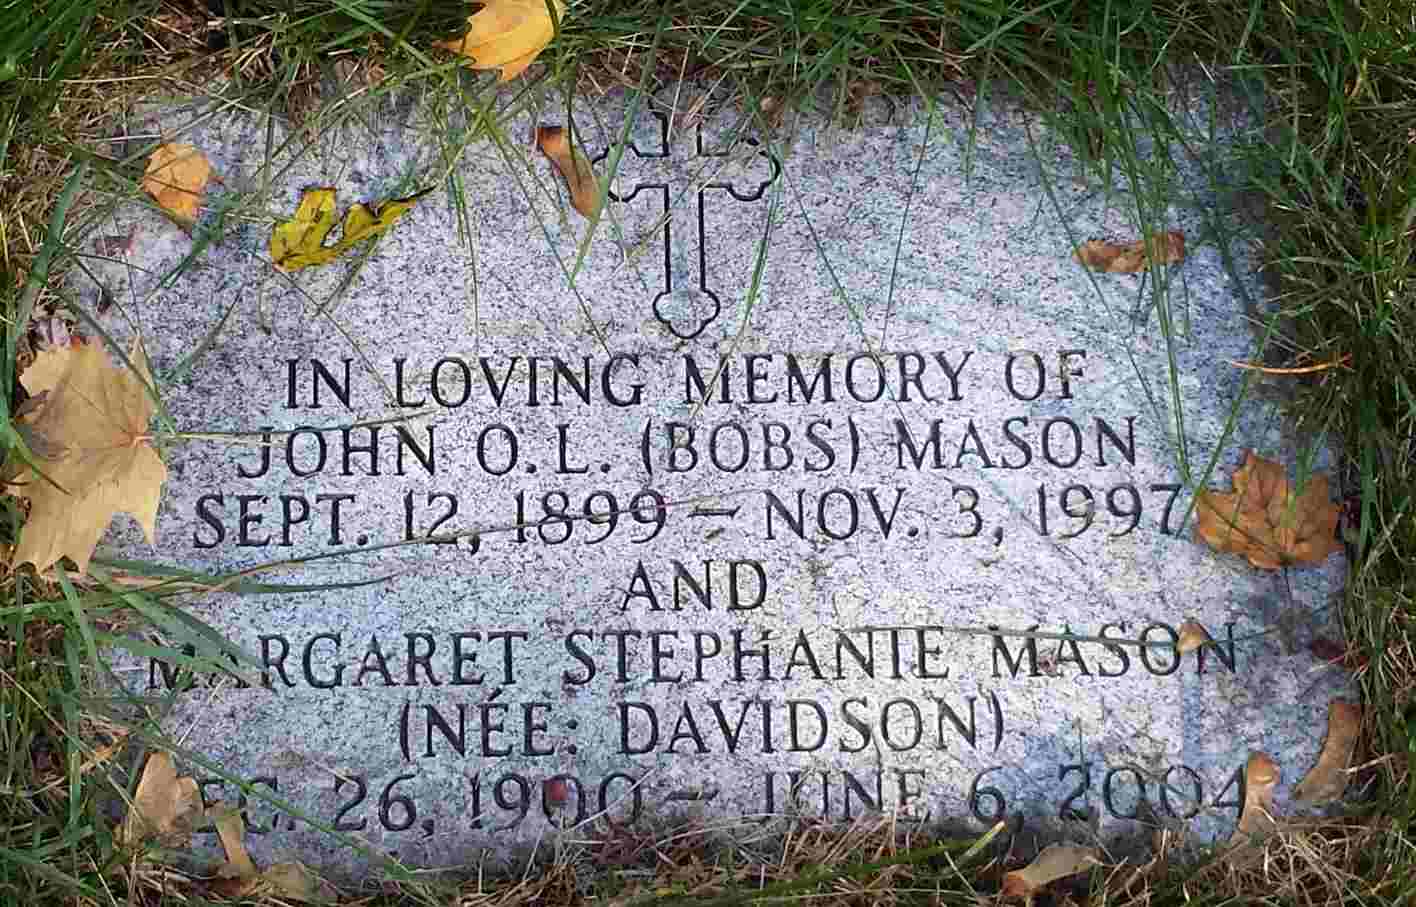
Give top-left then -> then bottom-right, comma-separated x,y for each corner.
436,0 -> 564,81
10,338 -> 167,574
262,862 -> 334,902
544,776 -> 570,808
1309,637 -> 1347,663
1309,637 -> 1370,671
213,804 -> 258,878
269,186 -> 426,272
1074,231 -> 1185,273
1001,844 -> 1100,898
1294,700 -> 1362,803
535,125 -> 599,218
1195,451 -> 1343,570
1230,751 -> 1280,842
120,751 -> 203,845
1176,620 -> 1212,655
210,806 -> 335,902
141,143 -> 213,225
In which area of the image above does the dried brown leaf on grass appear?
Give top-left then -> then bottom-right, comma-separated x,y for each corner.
9,338 -> 167,573
212,805 -> 257,879
1294,700 -> 1362,803
1195,450 -> 1343,569
141,143 -> 213,225
120,752 -> 203,846
210,803 -> 334,902
1001,844 -> 1101,898
535,125 -> 600,218
1074,231 -> 1184,272
436,0 -> 565,81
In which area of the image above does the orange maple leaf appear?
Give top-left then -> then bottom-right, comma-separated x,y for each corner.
1074,231 -> 1185,273
1195,450 -> 1342,569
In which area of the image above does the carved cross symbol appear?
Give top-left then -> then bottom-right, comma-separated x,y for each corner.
595,112 -> 781,340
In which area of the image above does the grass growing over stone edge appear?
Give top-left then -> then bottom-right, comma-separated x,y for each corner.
1,0 -> 1413,904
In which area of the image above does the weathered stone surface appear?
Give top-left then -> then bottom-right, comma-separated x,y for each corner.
88,84 -> 1349,877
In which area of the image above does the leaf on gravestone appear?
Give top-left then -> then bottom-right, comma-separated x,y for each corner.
1195,451 -> 1343,570
435,0 -> 565,82
1294,700 -> 1362,803
120,751 -> 203,845
535,125 -> 600,218
1230,751 -> 1280,843
1000,844 -> 1101,898
1177,620 -> 1212,655
269,186 -> 427,272
210,805 -> 334,902
1074,231 -> 1185,273
141,143 -> 213,226
10,338 -> 167,574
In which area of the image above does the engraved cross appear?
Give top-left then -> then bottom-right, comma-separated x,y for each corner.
595,112 -> 781,340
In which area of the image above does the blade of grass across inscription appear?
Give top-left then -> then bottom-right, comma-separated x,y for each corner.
93,558 -> 399,596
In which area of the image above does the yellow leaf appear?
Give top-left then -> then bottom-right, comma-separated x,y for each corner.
120,752 -> 203,846
269,187 -> 426,272
269,187 -> 339,270
435,0 -> 564,81
141,143 -> 213,225
1074,231 -> 1185,273
1195,450 -> 1343,570
11,339 -> 167,574
1293,700 -> 1362,803
535,125 -> 600,218
1230,751 -> 1280,843
1001,844 -> 1100,898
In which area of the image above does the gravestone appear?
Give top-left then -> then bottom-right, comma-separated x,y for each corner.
87,83 -> 1350,877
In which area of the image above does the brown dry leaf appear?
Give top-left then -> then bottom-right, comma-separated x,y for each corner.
1195,451 -> 1343,570
1230,751 -> 1280,842
1074,230 -> 1185,273
141,143 -> 213,225
1001,844 -> 1101,898
261,863 -> 334,902
10,338 -> 167,574
535,125 -> 599,218
213,804 -> 258,879
1293,700 -> 1362,803
1177,620 -> 1212,654
120,751 -> 203,845
435,0 -> 564,81
210,806 -> 334,902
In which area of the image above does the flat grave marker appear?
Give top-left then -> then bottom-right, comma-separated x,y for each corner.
82,85 -> 1350,876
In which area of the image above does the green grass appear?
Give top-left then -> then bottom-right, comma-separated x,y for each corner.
1,0 -> 1414,904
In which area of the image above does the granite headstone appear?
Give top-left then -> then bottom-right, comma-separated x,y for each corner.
85,84 -> 1349,876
